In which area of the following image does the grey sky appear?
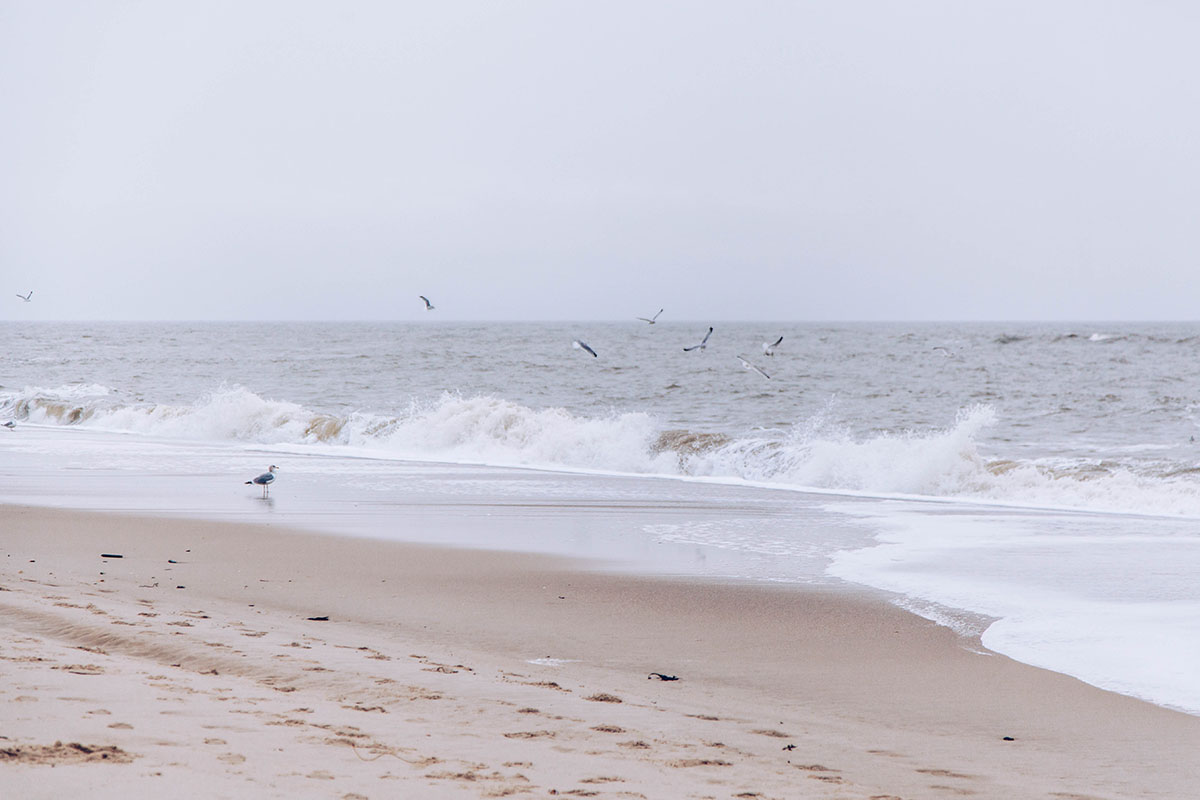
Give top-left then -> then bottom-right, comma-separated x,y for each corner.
3,2 -> 1198,321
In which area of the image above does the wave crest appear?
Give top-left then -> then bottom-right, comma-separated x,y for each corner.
4,385 -> 1200,516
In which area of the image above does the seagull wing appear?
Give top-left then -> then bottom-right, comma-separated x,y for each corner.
772,336 -> 783,347
652,309 -> 663,321
736,355 -> 770,379
573,340 -> 598,357
419,295 -> 433,309
700,327 -> 713,345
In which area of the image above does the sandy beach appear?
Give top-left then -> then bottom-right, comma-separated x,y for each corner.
2,504 -> 1198,799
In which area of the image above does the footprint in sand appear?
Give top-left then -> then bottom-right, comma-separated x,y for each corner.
917,768 -> 976,779
0,742 -> 136,764
583,693 -> 622,703
108,723 -> 134,730
54,664 -> 105,675
806,774 -> 846,784
265,719 -> 308,728
217,752 -> 246,764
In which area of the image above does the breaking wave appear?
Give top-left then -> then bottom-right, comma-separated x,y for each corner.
5,384 -> 1200,516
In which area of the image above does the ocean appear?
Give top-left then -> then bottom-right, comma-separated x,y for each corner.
2,320 -> 1199,716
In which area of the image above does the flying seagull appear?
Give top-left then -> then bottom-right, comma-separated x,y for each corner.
16,291 -> 32,302
762,336 -> 783,356
737,355 -> 771,380
635,308 -> 663,325
683,327 -> 713,352
245,465 -> 278,497
572,339 -> 598,357
419,295 -> 435,311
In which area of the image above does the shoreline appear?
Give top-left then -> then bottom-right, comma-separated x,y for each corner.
3,504 -> 1199,798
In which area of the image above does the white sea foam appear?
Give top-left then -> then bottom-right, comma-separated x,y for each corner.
827,506 -> 1200,715
683,405 -> 998,496
5,385 -> 1200,518
372,394 -> 676,474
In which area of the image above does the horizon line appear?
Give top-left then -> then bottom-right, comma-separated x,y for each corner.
2,318 -> 1199,325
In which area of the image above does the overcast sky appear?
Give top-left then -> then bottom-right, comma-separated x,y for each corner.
3,2 -> 1198,321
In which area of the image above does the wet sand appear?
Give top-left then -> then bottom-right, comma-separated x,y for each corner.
2,504 -> 1198,799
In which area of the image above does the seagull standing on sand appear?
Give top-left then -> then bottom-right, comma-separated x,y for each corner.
572,339 -> 598,357
683,327 -> 713,352
16,291 -> 32,302
636,308 -> 663,324
245,465 -> 278,497
419,295 -> 435,311
736,355 -> 771,380
762,336 -> 783,356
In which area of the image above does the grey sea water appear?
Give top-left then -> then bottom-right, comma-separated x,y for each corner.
3,320 -> 1199,478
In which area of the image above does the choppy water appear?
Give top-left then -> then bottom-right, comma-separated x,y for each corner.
2,320 -> 1200,714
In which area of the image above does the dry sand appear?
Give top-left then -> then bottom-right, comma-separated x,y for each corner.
2,504 -> 1198,799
